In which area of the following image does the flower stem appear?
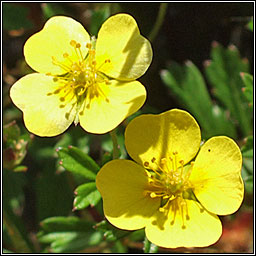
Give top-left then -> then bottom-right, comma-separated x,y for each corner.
143,236 -> 158,253
148,3 -> 168,42
110,128 -> 119,159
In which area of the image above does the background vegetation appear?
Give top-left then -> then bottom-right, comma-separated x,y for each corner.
3,2 -> 253,253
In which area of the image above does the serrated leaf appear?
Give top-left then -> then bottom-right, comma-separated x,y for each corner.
204,42 -> 252,136
40,216 -> 92,233
38,216 -> 102,253
241,135 -> 253,158
57,146 -> 99,181
241,72 -> 253,106
74,182 -> 101,210
161,61 -> 236,139
50,231 -> 102,253
94,220 -> 130,242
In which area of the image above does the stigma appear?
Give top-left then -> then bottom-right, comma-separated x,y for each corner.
144,152 -> 195,229
47,38 -> 111,114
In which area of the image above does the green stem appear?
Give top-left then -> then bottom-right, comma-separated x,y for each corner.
110,128 -> 119,159
148,3 -> 168,42
143,236 -> 158,253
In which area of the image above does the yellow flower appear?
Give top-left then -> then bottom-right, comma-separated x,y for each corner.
10,14 -> 152,136
96,109 -> 244,248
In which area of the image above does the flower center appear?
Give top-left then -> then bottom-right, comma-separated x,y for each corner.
46,38 -> 111,119
143,152 -> 200,229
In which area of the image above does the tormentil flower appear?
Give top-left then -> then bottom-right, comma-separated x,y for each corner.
10,14 -> 152,136
96,109 -> 244,248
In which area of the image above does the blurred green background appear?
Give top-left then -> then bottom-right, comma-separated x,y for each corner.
3,2 -> 253,253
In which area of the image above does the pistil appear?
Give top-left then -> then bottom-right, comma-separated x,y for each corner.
46,38 -> 112,115
144,152 -> 194,229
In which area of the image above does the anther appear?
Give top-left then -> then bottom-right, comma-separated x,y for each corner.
150,192 -> 157,198
63,53 -> 69,58
86,43 -> 92,49
76,43 -> 81,48
151,157 -> 156,163
70,40 -> 77,47
159,207 -> 165,213
161,158 -> 167,164
144,161 -> 149,167
105,79 -> 110,85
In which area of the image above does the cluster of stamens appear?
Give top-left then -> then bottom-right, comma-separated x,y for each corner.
143,152 -> 198,229
46,38 -> 111,115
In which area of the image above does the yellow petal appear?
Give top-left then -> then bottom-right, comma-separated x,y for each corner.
145,199 -> 222,248
10,73 -> 77,136
96,159 -> 160,230
95,13 -> 152,80
24,16 -> 90,75
79,80 -> 146,134
189,136 -> 244,215
125,109 -> 201,169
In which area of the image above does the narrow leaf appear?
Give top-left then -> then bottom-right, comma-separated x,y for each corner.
74,182 -> 101,210
57,146 -> 99,180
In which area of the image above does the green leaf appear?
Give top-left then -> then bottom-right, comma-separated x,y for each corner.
41,3 -> 68,20
204,42 -> 252,136
143,236 -> 158,253
129,229 -> 145,242
240,72 -> 253,106
57,146 -> 99,181
241,166 -> 253,194
112,240 -> 128,253
74,182 -> 101,210
246,17 -> 253,31
38,216 -> 102,253
3,121 -> 20,144
242,157 -> 253,175
160,61 -> 236,139
40,216 -> 92,232
241,135 -> 253,158
90,5 -> 111,35
3,3 -> 33,30
3,249 -> 14,253
13,165 -> 28,172
3,122 -> 30,170
94,220 -> 130,242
